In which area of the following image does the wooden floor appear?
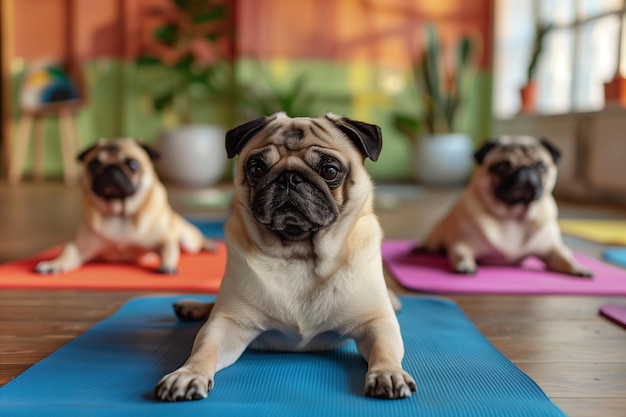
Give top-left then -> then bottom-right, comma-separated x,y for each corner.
1,181 -> 626,416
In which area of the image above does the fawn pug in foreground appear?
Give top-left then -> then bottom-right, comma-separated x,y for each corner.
35,138 -> 215,274
420,135 -> 592,277
155,112 -> 416,401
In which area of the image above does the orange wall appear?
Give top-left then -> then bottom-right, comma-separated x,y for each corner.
11,0 -> 154,61
237,0 -> 493,68
12,0 -> 70,60
11,0 -> 492,67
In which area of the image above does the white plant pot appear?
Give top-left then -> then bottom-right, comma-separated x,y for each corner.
157,124 -> 227,187
413,133 -> 474,186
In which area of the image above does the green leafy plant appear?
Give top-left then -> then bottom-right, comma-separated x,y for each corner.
136,0 -> 234,125
526,22 -> 553,84
391,24 -> 479,141
237,66 -> 318,118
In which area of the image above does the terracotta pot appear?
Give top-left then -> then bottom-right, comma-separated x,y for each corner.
604,75 -> 626,105
519,82 -> 537,114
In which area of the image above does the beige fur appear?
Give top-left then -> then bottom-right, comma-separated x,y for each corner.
422,135 -> 592,277
35,138 -> 214,274
155,112 -> 416,402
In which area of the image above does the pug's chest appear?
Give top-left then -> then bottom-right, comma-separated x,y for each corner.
94,217 -> 161,249
473,220 -> 546,263
249,261 -> 356,347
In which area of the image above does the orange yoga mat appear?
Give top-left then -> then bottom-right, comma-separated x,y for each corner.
0,243 -> 226,292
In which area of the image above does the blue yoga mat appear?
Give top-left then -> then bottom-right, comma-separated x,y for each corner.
603,247 -> 626,269
0,296 -> 565,417
186,218 -> 226,239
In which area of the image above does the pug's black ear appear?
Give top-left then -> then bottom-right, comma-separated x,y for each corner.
225,116 -> 269,158
77,145 -> 97,162
325,113 -> 383,161
474,139 -> 498,164
139,143 -> 160,161
539,137 -> 561,164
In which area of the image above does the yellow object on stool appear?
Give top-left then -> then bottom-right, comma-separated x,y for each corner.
8,61 -> 83,186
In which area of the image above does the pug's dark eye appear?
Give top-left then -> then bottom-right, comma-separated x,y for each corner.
536,161 -> 547,172
125,158 -> 139,171
247,160 -> 267,179
88,159 -> 102,172
320,165 -> 339,181
490,160 -> 511,175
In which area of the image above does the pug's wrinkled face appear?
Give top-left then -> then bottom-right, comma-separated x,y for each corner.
244,143 -> 345,240
78,138 -> 159,201
226,112 -> 382,241
474,136 -> 560,206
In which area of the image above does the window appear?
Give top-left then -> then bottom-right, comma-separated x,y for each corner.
493,0 -> 625,118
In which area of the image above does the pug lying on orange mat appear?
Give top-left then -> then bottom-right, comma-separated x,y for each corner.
35,138 -> 215,274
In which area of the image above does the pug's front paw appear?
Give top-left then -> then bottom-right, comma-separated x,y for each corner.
173,299 -> 214,321
156,265 -> 178,274
34,260 -> 71,274
570,265 -> 593,278
454,258 -> 477,274
365,368 -> 417,399
154,369 -> 213,402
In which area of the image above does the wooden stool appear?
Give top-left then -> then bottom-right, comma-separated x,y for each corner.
8,101 -> 82,186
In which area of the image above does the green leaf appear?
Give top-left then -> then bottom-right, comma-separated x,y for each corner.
457,37 -> 473,68
441,95 -> 455,131
392,113 -> 420,140
136,55 -> 163,66
154,24 -> 178,46
154,90 -> 175,112
527,23 -> 553,81
192,5 -> 226,23
173,0 -> 190,11
173,54 -> 194,71
425,25 -> 441,106
281,76 -> 306,112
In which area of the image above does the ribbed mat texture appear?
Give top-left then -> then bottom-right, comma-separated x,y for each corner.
0,296 -> 565,417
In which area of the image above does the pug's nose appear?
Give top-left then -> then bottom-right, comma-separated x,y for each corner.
278,171 -> 303,190
515,166 -> 539,183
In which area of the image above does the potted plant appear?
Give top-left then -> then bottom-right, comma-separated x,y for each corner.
391,24 -> 479,186
136,0 -> 235,187
237,67 -> 318,119
604,34 -> 626,106
604,73 -> 626,107
520,22 -> 552,114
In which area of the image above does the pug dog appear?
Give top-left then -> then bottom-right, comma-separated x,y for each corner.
34,138 -> 215,274
420,135 -> 592,277
154,112 -> 417,402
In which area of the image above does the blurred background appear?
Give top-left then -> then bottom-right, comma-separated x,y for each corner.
0,0 -> 625,203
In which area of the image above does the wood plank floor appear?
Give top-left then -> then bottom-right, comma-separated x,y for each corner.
1,181 -> 626,416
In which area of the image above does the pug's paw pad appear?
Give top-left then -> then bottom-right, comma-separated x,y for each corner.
365,368 -> 417,399
173,299 -> 213,321
34,261 -> 64,274
454,260 -> 477,275
571,266 -> 593,278
156,265 -> 178,275
154,369 -> 213,402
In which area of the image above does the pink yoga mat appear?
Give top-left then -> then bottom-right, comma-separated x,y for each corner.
382,240 -> 626,295
600,304 -> 626,329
